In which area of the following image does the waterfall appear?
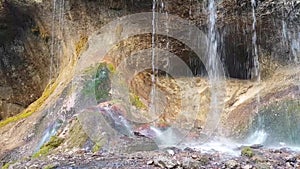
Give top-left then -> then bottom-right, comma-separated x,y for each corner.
250,0 -> 264,133
204,0 -> 224,135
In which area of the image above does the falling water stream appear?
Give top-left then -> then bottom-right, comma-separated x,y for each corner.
250,0 -> 265,140
149,0 -> 157,119
37,0 -> 66,149
204,0 -> 223,135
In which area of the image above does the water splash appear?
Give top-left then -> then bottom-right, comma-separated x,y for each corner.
102,106 -> 133,136
149,126 -> 182,147
35,119 -> 63,152
246,130 -> 268,145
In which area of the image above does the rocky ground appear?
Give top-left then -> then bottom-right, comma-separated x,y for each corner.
5,142 -> 300,169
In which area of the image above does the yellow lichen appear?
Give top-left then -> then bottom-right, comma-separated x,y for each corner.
75,35 -> 88,56
130,93 -> 146,109
106,62 -> 116,73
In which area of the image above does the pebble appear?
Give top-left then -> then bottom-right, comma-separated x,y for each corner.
225,160 -> 238,169
191,154 -> 198,159
242,164 -> 253,169
167,149 -> 175,156
147,160 -> 154,165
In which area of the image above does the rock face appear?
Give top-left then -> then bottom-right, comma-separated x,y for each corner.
0,0 -> 298,119
0,1 -> 52,120
0,0 -> 299,165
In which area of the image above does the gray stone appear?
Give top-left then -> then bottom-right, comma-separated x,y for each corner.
242,164 -> 253,169
225,160 -> 238,169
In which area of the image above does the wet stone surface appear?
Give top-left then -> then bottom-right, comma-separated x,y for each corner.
6,145 -> 300,169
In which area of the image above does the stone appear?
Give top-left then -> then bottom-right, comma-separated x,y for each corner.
285,155 -> 297,163
146,160 -> 154,165
250,144 -> 263,149
182,158 -> 201,169
255,162 -> 271,169
166,149 -> 175,156
225,160 -> 238,169
242,164 -> 253,169
191,154 -> 198,159
251,155 -> 267,163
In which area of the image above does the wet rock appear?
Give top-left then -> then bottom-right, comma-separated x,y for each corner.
251,155 -> 267,163
198,155 -> 210,166
182,158 -> 201,169
183,147 -> 196,153
250,144 -> 263,149
166,149 -> 175,156
154,157 -> 178,169
255,162 -> 271,169
285,155 -> 297,163
225,160 -> 238,169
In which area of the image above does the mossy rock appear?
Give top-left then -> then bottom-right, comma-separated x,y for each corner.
241,147 -> 254,158
64,119 -> 89,149
33,136 -> 64,158
82,63 -> 113,103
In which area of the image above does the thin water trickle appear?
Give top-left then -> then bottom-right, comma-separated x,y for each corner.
150,0 -> 157,117
251,0 -> 263,132
50,0 -> 56,84
35,119 -> 63,152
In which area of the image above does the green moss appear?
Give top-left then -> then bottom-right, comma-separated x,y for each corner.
130,93 -> 146,109
241,147 -> 254,157
2,163 -> 10,169
92,143 -> 101,153
0,81 -> 58,128
92,138 -> 107,153
65,119 -> 88,148
82,63 -> 112,103
43,164 -> 55,169
33,136 -> 64,158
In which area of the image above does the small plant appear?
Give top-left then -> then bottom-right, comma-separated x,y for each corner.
2,163 -> 10,169
92,143 -> 101,153
33,136 -> 64,158
241,146 -> 254,157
